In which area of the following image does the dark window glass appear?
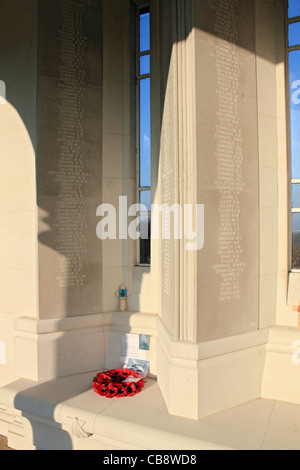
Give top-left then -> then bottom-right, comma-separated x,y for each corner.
292,213 -> 300,269
139,215 -> 151,265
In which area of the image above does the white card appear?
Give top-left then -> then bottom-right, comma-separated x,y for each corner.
121,334 -> 147,360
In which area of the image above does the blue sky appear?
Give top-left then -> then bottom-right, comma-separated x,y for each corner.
139,12 -> 151,191
289,0 -> 300,18
289,50 -> 300,181
289,9 -> 300,235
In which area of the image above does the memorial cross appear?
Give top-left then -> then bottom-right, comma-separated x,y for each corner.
116,286 -> 131,312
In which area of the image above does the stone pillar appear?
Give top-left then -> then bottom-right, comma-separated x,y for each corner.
157,0 -> 262,419
157,0 -> 198,344
156,0 -> 200,419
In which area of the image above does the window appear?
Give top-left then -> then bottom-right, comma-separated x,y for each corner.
137,6 -> 151,265
288,1 -> 300,269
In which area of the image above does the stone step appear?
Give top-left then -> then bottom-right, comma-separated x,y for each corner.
1,372 -> 300,450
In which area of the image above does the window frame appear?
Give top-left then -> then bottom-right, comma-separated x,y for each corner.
136,4 -> 151,266
286,2 -> 300,272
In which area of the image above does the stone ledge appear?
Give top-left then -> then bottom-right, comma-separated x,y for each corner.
1,370 -> 300,450
0,373 -> 230,450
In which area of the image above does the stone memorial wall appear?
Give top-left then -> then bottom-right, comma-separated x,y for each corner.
195,0 -> 259,341
37,0 -> 103,318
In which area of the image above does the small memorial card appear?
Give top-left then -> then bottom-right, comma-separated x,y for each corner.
121,334 -> 150,377
125,374 -> 145,383
139,334 -> 150,351
123,358 -> 150,378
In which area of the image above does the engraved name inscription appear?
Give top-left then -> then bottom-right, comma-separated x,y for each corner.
162,86 -> 173,298
212,0 -> 245,302
54,0 -> 88,288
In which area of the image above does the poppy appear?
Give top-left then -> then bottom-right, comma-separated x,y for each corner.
124,383 -> 139,397
137,379 -> 145,391
105,383 -> 119,398
94,385 -> 108,397
93,381 -> 100,391
117,387 -> 126,397
96,372 -> 110,384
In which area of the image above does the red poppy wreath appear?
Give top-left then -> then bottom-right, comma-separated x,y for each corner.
93,368 -> 145,398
